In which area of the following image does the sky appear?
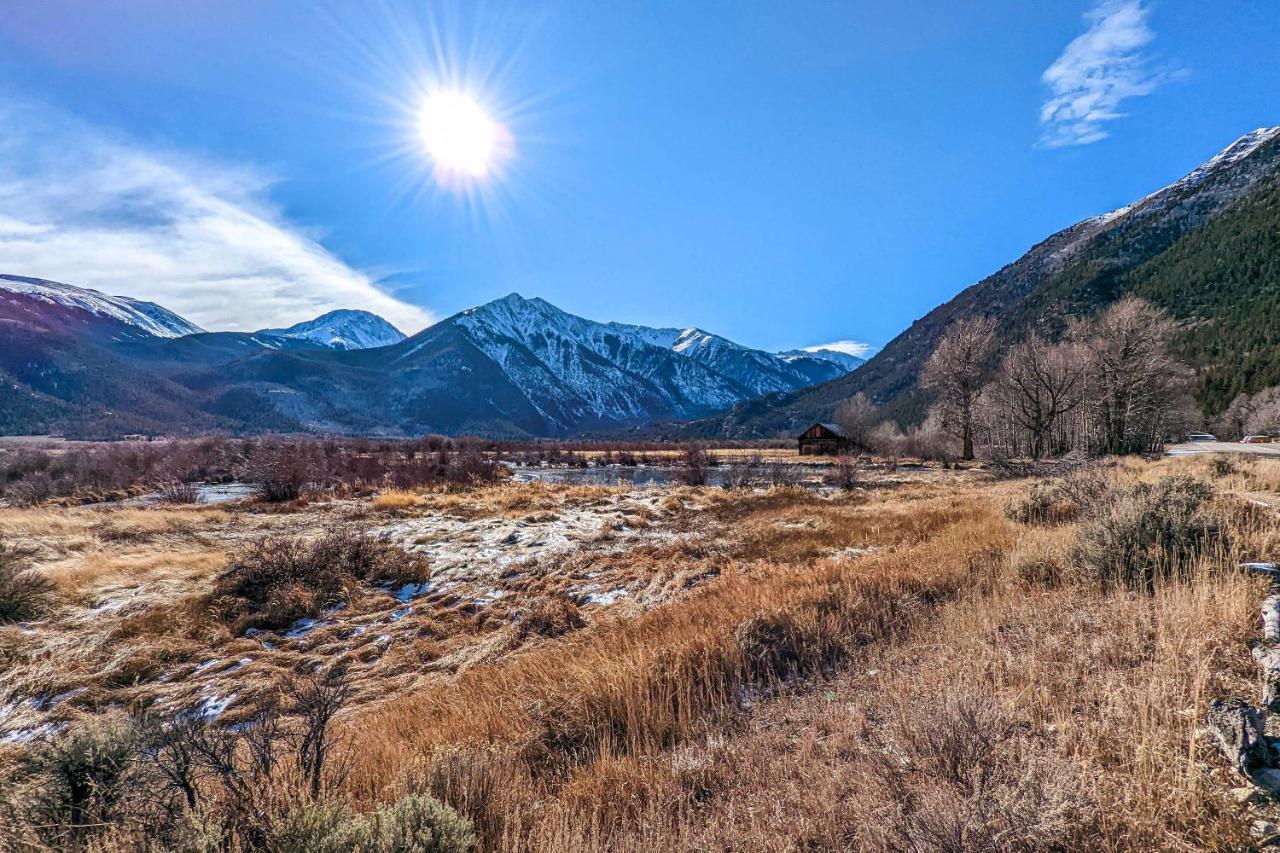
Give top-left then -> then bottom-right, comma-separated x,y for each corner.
0,1 -> 1275,352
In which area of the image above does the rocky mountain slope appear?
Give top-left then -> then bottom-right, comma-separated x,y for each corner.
713,125 -> 1280,437
0,275 -> 204,339
0,286 -> 859,437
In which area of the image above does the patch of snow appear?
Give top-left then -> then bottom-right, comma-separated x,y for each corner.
583,588 -> 629,606
284,618 -> 332,638
196,692 -> 236,720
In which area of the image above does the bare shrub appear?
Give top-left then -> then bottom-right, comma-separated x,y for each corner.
160,481 -> 202,504
248,442 -> 315,502
214,529 -> 429,630
12,713 -> 142,848
857,692 -> 1091,852
675,445 -> 710,486
290,670 -> 355,799
1075,475 -> 1221,590
824,454 -> 862,490
0,537 -> 55,623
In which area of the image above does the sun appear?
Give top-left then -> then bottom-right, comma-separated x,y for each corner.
418,90 -> 505,181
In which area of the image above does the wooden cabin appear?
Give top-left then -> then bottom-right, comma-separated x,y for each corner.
798,422 -> 851,456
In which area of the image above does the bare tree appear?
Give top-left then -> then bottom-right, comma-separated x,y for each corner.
289,669 -> 353,800
988,333 -> 1085,459
1073,298 -> 1192,455
921,316 -> 999,460
834,392 -> 879,451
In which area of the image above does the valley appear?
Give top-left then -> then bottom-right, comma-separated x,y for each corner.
2,444 -> 1278,849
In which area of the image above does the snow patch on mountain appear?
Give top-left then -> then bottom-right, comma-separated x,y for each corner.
0,274 -> 203,338
1088,126 -> 1280,227
778,348 -> 866,372
258,309 -> 406,350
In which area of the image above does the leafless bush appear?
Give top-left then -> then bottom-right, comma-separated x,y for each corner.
159,481 -> 202,504
856,692 -> 1092,851
214,529 -> 429,630
824,454 -> 863,490
675,445 -> 710,486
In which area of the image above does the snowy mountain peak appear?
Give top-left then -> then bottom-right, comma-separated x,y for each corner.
0,274 -> 203,338
1089,125 -> 1280,227
257,309 -> 406,351
778,348 -> 866,372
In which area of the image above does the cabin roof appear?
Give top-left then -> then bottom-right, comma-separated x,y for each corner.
800,422 -> 846,438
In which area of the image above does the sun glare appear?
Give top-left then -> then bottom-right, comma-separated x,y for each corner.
418,90 -> 505,181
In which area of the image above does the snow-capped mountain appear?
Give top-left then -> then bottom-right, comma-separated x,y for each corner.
0,275 -> 203,338
778,348 -> 866,372
257,309 -> 406,350
0,281 -> 861,437
383,293 -> 856,431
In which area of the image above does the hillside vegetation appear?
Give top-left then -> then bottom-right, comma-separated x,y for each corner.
2,453 -> 1279,849
716,128 -> 1280,437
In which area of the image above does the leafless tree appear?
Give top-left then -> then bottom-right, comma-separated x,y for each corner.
987,333 -> 1086,459
288,669 -> 353,800
921,316 -> 999,460
834,392 -> 879,451
1072,298 -> 1193,455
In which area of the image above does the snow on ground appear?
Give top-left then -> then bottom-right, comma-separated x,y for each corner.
372,491 -> 673,579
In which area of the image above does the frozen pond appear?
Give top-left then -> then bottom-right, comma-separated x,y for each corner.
193,482 -> 257,504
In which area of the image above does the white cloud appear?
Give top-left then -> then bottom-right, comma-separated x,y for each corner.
1039,1 -> 1169,149
0,100 -> 435,332
804,340 -> 875,358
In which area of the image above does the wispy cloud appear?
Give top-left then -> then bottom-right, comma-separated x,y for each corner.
804,340 -> 876,358
1039,1 -> 1170,149
0,99 -> 435,332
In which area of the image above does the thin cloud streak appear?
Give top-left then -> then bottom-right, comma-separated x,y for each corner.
1039,1 -> 1170,149
0,100 -> 435,332
804,340 -> 876,358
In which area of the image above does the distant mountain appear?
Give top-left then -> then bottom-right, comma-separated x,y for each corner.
257,309 -> 406,350
0,285 -> 860,437
0,275 -> 203,339
712,125 -> 1280,437
368,294 -> 858,434
777,348 -> 866,373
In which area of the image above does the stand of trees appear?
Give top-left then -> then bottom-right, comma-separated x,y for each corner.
837,298 -> 1199,461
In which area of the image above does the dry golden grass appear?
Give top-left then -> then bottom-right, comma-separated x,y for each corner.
372,488 -> 422,511
4,457 -> 1280,851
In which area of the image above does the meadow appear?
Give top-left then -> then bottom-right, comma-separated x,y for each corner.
1,447 -> 1278,850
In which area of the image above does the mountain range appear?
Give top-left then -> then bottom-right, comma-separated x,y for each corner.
707,125 -> 1280,437
0,277 -> 861,437
4,123 -> 1278,441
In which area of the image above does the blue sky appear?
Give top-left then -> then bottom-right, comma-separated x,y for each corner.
0,1 -> 1275,352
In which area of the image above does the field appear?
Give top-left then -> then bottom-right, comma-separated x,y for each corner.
2,450 -> 1280,850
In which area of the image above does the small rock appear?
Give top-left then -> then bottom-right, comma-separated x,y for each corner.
1231,786 -> 1265,805
1252,819 -> 1280,843
1255,768 -> 1280,794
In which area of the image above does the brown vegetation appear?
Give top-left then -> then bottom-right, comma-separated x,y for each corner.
0,453 -> 1277,850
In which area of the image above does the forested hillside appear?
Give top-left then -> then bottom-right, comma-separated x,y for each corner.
713,127 -> 1280,437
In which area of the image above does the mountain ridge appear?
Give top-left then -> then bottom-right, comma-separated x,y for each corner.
0,284 -> 862,437
707,124 -> 1280,437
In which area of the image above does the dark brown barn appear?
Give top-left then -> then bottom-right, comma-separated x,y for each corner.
798,422 -> 851,456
